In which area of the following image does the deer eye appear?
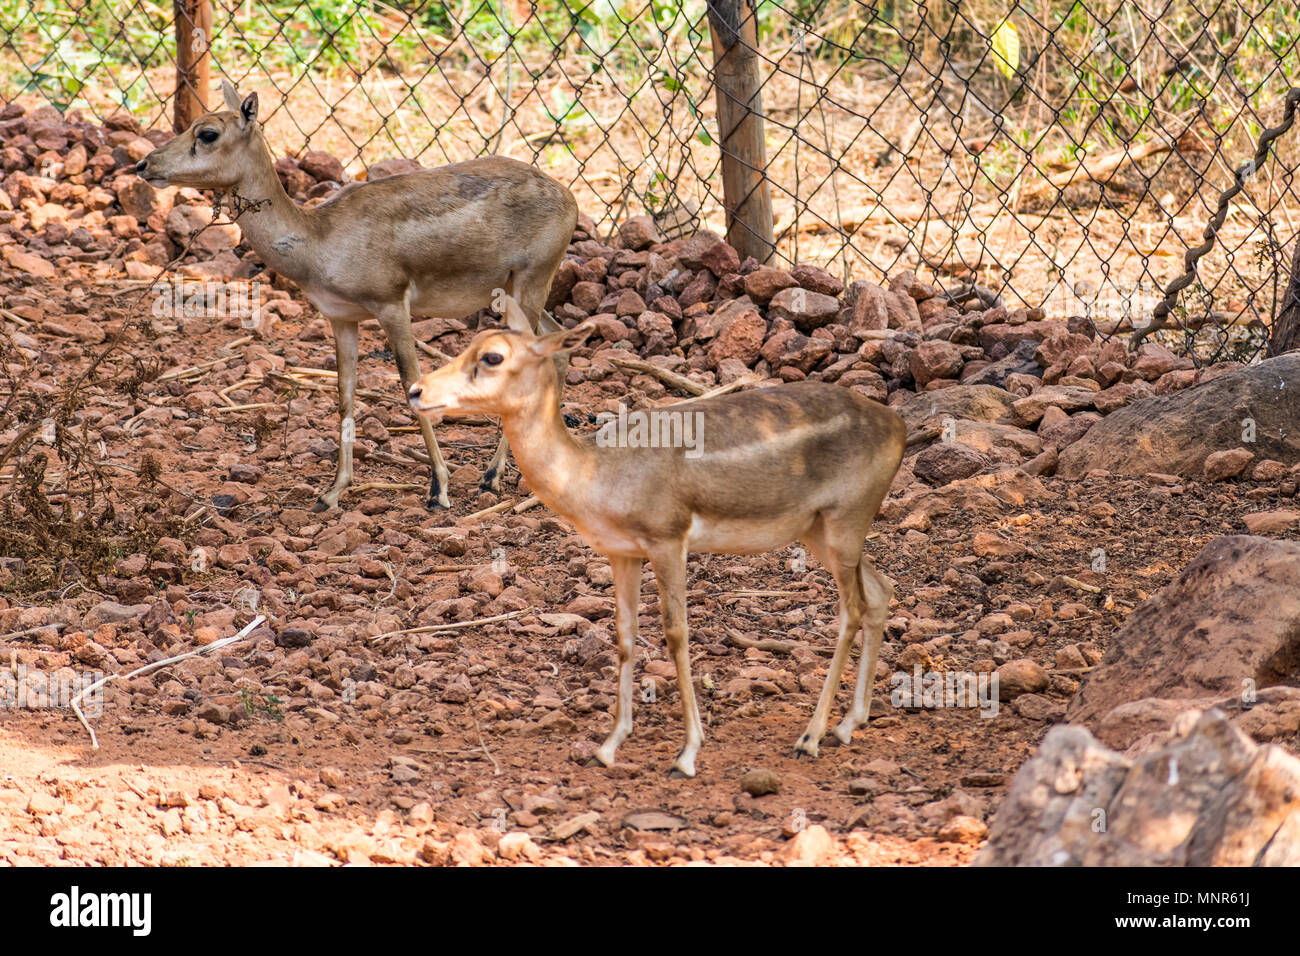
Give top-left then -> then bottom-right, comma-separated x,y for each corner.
481,352 -> 504,366
197,128 -> 219,144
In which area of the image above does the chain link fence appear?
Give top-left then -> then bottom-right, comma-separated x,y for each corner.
3,0 -> 1299,361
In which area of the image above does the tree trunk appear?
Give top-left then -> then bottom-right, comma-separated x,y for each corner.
173,0 -> 212,132
1270,239 -> 1300,355
706,0 -> 775,264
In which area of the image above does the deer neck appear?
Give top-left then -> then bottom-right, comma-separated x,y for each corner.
500,379 -> 597,517
224,133 -> 314,284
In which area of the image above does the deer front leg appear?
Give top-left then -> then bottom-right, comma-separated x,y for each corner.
650,542 -> 704,778
313,317 -> 358,512
376,305 -> 451,509
592,555 -> 643,767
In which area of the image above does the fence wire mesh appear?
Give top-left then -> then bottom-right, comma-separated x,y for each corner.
2,0 -> 1299,362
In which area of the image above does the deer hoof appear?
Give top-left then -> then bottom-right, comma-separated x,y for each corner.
793,734 -> 820,759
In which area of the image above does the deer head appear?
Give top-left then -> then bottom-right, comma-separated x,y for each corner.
136,79 -> 265,191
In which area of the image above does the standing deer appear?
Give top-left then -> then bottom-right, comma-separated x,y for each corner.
407,299 -> 906,778
136,80 -> 577,511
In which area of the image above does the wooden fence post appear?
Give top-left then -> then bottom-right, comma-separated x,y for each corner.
173,0 -> 213,132
1270,240 -> 1300,355
706,0 -> 775,264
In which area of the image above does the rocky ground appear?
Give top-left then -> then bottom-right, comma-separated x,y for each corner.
2,101 -> 1299,866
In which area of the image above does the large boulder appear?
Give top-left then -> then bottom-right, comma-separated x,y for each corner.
1097,686 -> 1300,753
896,384 -> 1019,432
976,710 -> 1300,866
1066,536 -> 1300,728
1058,353 -> 1300,477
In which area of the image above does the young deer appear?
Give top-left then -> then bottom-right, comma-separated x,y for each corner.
407,299 -> 906,778
136,80 -> 577,511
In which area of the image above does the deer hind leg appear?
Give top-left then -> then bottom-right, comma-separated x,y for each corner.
593,555 -> 643,767
377,304 -> 451,509
794,520 -> 871,758
481,275 -> 568,493
313,317 -> 359,512
649,542 -> 704,778
834,560 -> 892,745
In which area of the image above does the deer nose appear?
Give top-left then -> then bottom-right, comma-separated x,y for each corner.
135,159 -> 147,175
407,384 -> 422,401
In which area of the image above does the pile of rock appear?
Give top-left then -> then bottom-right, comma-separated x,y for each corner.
4,102 -> 1299,492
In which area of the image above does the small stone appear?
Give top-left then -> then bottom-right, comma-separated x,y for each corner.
552,811 -> 601,841
1203,448 -> 1254,481
937,814 -> 988,844
1012,693 -> 1066,721
320,767 -> 345,788
196,702 -> 230,724
498,831 -> 543,862
743,266 -> 797,303
618,215 -> 661,251
26,792 -> 62,815
960,772 -> 1006,788
299,150 -> 345,183
448,830 -> 490,866
1242,510 -> 1300,535
390,764 -> 421,784
913,442 -> 987,486
740,768 -> 781,797
781,824 -> 835,865
996,659 -> 1049,700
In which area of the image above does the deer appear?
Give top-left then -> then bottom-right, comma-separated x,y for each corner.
135,79 -> 578,512
406,298 -> 906,778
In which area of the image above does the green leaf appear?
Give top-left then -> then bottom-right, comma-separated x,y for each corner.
992,18 -> 1019,79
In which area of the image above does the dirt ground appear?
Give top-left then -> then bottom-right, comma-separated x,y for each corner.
2,264 -> 1295,866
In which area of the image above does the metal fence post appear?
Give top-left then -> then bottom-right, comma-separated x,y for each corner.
706,0 -> 775,264
173,0 -> 212,132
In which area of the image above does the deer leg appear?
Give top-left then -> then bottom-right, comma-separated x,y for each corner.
794,525 -> 869,758
650,542 -> 704,778
377,305 -> 451,509
834,561 -> 892,744
313,317 -> 358,512
593,555 -> 643,767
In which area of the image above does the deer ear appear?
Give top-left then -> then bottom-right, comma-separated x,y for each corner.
500,295 -> 531,333
532,322 -> 594,357
221,78 -> 242,112
237,92 -> 259,130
